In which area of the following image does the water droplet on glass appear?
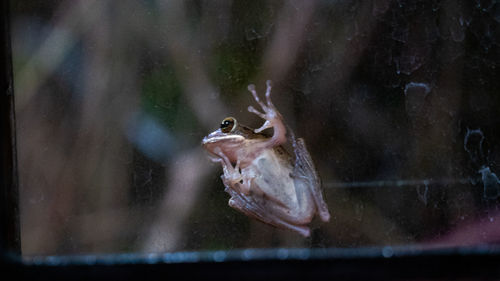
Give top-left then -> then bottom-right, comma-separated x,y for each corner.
479,167 -> 500,199
404,82 -> 431,121
277,248 -> 289,260
382,246 -> 394,258
213,250 -> 227,262
416,183 -> 429,205
464,128 -> 485,166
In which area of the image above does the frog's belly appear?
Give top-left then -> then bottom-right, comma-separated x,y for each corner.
245,150 -> 298,207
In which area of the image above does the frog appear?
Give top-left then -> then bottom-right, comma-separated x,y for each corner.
202,80 -> 330,237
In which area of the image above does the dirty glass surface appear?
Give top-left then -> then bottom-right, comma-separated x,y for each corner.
11,0 -> 500,256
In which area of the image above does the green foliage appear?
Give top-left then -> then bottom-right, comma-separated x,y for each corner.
141,67 -> 198,135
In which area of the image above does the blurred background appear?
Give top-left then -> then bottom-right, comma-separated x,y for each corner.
11,0 -> 500,256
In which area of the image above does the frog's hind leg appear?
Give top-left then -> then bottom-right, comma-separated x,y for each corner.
225,187 -> 311,237
291,136 -> 331,222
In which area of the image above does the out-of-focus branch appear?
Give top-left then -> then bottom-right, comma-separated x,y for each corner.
154,0 -> 229,129
14,0 -> 101,110
140,148 -> 212,252
261,0 -> 317,83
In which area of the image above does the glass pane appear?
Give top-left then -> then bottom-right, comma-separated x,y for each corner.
11,0 -> 500,256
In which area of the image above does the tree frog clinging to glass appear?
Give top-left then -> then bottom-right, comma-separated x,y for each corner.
202,81 -> 330,237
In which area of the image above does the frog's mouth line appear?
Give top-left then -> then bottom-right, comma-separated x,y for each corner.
202,134 -> 245,145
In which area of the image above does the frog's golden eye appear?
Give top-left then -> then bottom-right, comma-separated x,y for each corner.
220,117 -> 237,133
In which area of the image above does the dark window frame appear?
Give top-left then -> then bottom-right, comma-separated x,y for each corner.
2,1 -> 500,280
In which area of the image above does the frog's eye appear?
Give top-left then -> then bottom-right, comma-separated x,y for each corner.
220,117 -> 237,133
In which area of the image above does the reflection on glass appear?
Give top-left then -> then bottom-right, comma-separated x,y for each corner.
11,0 -> 500,256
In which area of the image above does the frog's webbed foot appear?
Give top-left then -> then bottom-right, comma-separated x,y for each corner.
247,80 -> 287,146
247,80 -> 278,133
214,148 -> 252,195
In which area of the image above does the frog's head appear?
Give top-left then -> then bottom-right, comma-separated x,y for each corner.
202,117 -> 246,160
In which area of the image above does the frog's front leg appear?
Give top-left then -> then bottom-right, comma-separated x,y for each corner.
213,148 -> 252,195
247,80 -> 287,147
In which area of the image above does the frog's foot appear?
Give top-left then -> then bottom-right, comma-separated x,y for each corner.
247,80 -> 287,146
247,80 -> 278,133
208,156 -> 222,163
214,148 -> 251,195
214,148 -> 242,182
